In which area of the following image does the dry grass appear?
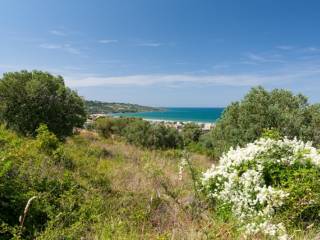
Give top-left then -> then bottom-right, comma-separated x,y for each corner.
65,131 -> 320,240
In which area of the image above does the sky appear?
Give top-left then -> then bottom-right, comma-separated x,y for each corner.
1,0 -> 320,107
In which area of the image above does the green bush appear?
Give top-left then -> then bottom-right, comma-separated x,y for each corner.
181,123 -> 202,146
0,125 -> 108,239
35,124 -> 59,154
95,117 -> 135,138
96,117 -> 183,149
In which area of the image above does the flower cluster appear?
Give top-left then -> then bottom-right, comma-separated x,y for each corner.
178,158 -> 187,181
202,137 -> 320,239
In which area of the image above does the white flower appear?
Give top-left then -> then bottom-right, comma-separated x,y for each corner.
202,137 -> 320,239
178,158 -> 187,181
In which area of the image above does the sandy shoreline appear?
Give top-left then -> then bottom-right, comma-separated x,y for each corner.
89,113 -> 215,131
95,113 -> 216,124
142,118 -> 214,125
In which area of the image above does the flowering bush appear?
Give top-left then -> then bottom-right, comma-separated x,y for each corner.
202,137 -> 320,239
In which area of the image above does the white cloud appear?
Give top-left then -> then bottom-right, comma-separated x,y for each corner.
64,61 -> 320,88
137,42 -> 162,47
49,30 -> 66,36
40,43 -> 80,55
212,64 -> 229,70
276,45 -> 295,50
304,47 -> 320,52
98,39 -> 118,44
39,43 -> 61,49
245,53 -> 285,64
63,73 -> 282,88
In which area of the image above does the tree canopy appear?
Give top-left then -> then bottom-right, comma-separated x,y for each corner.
201,86 -> 320,157
0,70 -> 87,138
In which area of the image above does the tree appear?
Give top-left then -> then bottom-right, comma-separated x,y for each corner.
147,124 -> 183,149
0,70 -> 86,138
124,119 -> 152,147
202,86 -> 320,157
181,123 -> 202,146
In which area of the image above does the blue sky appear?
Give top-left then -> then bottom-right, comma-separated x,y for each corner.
1,0 -> 320,107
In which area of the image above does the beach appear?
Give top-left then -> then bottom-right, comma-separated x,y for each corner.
112,107 -> 224,123
89,113 -> 216,131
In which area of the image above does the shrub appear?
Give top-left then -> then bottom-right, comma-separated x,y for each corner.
124,119 -> 152,147
147,124 -> 183,149
0,125 -> 108,239
181,123 -> 202,146
96,117 -> 183,150
0,70 -> 87,138
202,136 -> 320,239
95,117 -> 134,138
35,124 -> 59,154
95,117 -> 115,138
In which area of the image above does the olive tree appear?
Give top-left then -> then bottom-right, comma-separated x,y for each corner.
201,86 -> 320,157
0,70 -> 86,138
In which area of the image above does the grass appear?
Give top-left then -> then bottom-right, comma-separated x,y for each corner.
2,128 -> 320,239
60,130 -> 320,239
66,130 -> 217,239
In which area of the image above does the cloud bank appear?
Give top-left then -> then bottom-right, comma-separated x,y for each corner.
65,67 -> 320,88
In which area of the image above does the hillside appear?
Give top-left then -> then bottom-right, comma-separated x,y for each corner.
1,126 -> 319,239
85,100 -> 162,114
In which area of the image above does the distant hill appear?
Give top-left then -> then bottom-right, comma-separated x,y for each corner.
85,100 -> 163,114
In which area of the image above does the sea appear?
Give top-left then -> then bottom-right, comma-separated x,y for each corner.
112,107 -> 224,123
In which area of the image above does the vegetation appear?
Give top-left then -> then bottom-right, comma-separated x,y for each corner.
202,131 -> 320,239
95,117 -> 183,149
0,125 -> 220,239
85,100 -> 162,114
200,86 -> 320,157
181,123 -> 202,146
1,70 -> 320,239
0,70 -> 86,138
1,125 -> 319,239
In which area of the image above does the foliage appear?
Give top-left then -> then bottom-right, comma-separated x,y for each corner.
0,70 -> 87,138
202,86 -> 320,157
202,135 -> 320,239
181,123 -> 202,146
0,125 -> 109,239
35,124 -> 60,154
95,117 -> 135,138
95,117 -> 183,149
1,123 -> 319,239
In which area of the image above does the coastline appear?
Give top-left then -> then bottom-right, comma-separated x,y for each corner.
110,115 -> 215,131
89,113 -> 216,131
112,107 -> 223,124
142,118 -> 214,125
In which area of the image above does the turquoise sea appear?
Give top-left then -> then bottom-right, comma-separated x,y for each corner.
113,107 -> 224,123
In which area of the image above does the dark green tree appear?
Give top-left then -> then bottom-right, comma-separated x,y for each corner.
202,86 -> 320,157
0,70 -> 86,138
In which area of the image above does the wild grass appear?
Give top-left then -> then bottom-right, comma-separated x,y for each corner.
1,128 -> 320,239
69,131 -> 320,240
66,130 -> 217,239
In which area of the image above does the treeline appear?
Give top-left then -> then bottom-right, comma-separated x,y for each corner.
94,117 -> 202,150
